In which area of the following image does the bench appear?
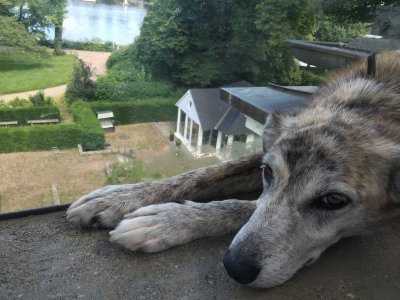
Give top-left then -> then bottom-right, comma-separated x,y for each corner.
0,121 -> 18,127
27,119 -> 59,125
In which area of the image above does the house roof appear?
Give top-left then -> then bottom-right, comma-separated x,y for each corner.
220,86 -> 312,124
216,107 -> 252,135
176,89 -> 230,131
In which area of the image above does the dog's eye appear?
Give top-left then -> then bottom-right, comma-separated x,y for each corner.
260,164 -> 273,179
315,194 -> 350,210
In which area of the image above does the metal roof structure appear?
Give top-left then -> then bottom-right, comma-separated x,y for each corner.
216,107 -> 252,135
220,85 -> 312,124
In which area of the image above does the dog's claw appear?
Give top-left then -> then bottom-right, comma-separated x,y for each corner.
65,183 -> 157,228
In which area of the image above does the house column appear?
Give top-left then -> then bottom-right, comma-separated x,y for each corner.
176,108 -> 181,135
227,135 -> 234,145
183,114 -> 189,142
246,134 -> 254,150
188,119 -> 194,147
216,131 -> 223,153
197,126 -> 203,153
208,130 -> 213,145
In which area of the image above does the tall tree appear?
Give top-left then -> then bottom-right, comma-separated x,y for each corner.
48,0 -> 67,54
0,15 -> 47,56
135,0 -> 234,87
0,0 -> 67,54
317,0 -> 398,23
254,0 -> 314,84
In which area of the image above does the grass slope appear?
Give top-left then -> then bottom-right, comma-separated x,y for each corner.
0,54 -> 76,95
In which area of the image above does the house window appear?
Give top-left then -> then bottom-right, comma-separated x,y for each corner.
188,101 -> 192,109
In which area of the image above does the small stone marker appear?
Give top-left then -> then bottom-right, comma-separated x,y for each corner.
52,184 -> 60,205
51,147 -> 60,155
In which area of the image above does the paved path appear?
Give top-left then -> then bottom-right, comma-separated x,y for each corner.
0,50 -> 111,102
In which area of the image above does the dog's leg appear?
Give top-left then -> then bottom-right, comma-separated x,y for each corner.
109,200 -> 257,253
66,153 -> 262,228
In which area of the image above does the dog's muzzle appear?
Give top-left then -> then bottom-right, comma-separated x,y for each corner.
223,248 -> 261,285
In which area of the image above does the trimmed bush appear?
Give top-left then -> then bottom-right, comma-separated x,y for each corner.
0,106 -> 60,125
89,99 -> 177,125
70,101 -> 105,151
95,78 -> 182,101
40,38 -> 114,52
0,124 -> 82,153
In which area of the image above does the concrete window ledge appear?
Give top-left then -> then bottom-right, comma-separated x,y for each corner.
1,210 -> 400,299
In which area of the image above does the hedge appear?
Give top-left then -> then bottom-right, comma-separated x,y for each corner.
0,124 -> 82,153
70,101 -> 105,151
0,106 -> 60,125
89,98 -> 177,125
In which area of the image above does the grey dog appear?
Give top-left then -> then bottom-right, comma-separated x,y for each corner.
67,51 -> 400,288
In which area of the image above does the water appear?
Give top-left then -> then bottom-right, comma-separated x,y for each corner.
53,0 -> 147,45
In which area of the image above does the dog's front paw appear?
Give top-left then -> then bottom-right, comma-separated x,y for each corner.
66,182 -> 154,228
109,202 -> 200,253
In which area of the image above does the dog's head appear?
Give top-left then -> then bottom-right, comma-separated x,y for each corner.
223,108 -> 400,288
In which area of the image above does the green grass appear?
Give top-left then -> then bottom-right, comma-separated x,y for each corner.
0,54 -> 76,95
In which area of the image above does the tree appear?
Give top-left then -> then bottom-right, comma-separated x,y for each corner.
316,0 -> 398,23
134,0 -> 315,86
66,59 -> 96,102
0,0 -> 15,16
135,0 -> 234,87
0,15 -> 48,56
313,16 -> 369,43
48,0 -> 67,54
0,0 -> 67,54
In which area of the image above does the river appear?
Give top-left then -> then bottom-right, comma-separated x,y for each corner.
56,0 -> 147,45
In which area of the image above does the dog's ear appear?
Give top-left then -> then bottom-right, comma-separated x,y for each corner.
263,113 -> 283,152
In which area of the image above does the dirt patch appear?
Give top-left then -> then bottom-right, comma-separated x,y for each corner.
0,123 -> 219,213
106,123 -> 220,178
0,150 -> 116,212
65,50 -> 111,78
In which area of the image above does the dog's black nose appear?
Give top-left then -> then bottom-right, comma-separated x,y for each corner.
223,248 -> 260,285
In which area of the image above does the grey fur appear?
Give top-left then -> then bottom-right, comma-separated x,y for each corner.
67,52 -> 400,289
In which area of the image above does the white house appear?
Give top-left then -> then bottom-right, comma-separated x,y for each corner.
175,88 -> 258,160
175,83 -> 316,161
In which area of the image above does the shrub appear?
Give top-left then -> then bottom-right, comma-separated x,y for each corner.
107,161 -> 147,184
300,67 -> 330,85
40,38 -> 114,52
89,99 -> 177,125
0,98 -> 31,108
62,39 -> 114,52
66,59 -> 96,102
28,91 -> 55,106
0,106 -> 60,125
70,101 -> 105,151
0,124 -> 82,153
106,46 -> 133,69
95,79 -> 182,101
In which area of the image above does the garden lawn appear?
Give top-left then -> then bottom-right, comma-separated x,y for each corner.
0,54 -> 76,95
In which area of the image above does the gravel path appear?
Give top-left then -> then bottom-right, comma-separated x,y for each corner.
0,50 -> 111,102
